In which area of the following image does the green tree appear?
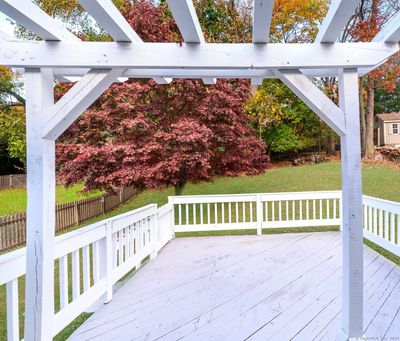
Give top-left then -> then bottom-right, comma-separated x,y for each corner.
247,79 -> 325,155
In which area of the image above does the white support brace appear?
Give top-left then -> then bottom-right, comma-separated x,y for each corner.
315,0 -> 360,43
24,68 -> 55,341
0,0 -> 79,41
273,69 -> 345,135
252,0 -> 274,43
338,68 -> 364,340
43,68 -> 124,140
166,0 -> 204,43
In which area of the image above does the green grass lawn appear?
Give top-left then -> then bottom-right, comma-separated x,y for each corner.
1,160 -> 400,340
77,161 -> 400,226
0,183 -> 103,215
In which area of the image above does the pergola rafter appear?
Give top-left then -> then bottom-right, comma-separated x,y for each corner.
166,0 -> 216,85
252,0 -> 274,43
77,0 -> 169,85
315,0 -> 360,43
0,0 -> 400,340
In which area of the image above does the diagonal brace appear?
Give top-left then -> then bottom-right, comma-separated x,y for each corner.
43,68 -> 124,140
273,69 -> 346,136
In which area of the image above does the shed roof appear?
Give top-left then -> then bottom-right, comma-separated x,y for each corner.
376,113 -> 400,121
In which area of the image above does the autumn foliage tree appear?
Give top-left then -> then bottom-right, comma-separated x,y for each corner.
56,1 -> 267,195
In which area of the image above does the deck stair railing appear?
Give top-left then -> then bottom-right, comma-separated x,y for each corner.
1,191 -> 400,340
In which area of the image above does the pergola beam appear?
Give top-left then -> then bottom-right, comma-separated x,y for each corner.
78,0 -> 141,42
0,41 -> 396,69
0,0 -> 79,41
54,67 -> 340,79
315,0 -> 360,43
166,0 -> 204,43
43,69 -> 124,140
273,69 -> 345,135
252,0 -> 274,43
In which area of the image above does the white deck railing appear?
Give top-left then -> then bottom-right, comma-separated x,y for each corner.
170,191 -> 342,233
1,191 -> 400,340
0,203 -> 174,341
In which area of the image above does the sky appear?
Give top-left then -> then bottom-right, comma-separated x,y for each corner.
0,12 -> 15,37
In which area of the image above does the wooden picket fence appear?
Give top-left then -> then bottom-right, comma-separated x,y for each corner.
0,186 -> 137,252
0,174 -> 26,190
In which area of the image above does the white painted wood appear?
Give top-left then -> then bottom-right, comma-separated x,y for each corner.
202,78 -> 217,85
78,0 -> 141,42
252,0 -> 274,43
6,279 -> 19,341
274,69 -> 345,135
338,68 -> 364,339
72,250 -> 81,300
105,220 -> 113,303
68,233 -> 400,341
83,245 -> 90,291
0,248 -> 25,286
166,0 -> 204,43
77,0 -> 169,85
43,68 -> 124,140
0,29 -> 13,41
0,0 -> 79,41
24,68 -> 55,341
373,11 -> 400,43
315,0 -> 360,43
0,41 -> 397,70
59,256 -> 69,309
55,67 -> 340,79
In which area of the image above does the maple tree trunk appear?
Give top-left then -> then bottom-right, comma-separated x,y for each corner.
174,182 -> 186,196
365,84 -> 375,156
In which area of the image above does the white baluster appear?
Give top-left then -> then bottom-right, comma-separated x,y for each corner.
72,249 -> 80,299
6,279 -> 19,341
82,245 -> 90,291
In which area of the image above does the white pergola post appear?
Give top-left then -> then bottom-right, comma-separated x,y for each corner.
338,68 -> 364,340
24,68 -> 56,341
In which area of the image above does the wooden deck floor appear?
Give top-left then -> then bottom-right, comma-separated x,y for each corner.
70,232 -> 400,341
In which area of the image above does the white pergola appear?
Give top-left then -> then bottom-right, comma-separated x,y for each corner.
0,0 -> 399,340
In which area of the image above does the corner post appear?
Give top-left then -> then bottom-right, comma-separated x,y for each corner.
168,196 -> 176,238
337,68 -> 364,340
24,68 -> 55,341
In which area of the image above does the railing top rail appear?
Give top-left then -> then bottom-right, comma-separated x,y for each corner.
363,194 -> 400,213
169,190 -> 342,204
0,247 -> 25,285
157,203 -> 172,216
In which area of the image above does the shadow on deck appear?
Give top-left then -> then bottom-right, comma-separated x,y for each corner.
69,232 -> 400,341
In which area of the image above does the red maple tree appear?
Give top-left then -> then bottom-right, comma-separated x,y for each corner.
56,1 -> 268,195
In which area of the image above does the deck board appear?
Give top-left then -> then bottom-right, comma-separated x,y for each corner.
69,232 -> 400,341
